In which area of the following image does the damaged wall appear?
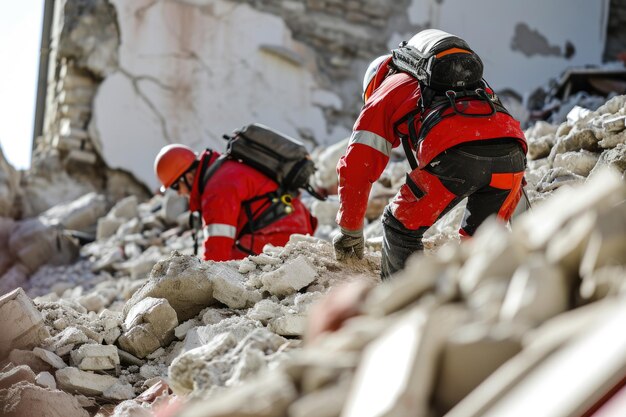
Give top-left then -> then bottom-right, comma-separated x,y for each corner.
403,0 -> 610,95
39,0 -> 612,191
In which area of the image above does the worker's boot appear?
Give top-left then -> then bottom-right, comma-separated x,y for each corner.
381,207 -> 427,280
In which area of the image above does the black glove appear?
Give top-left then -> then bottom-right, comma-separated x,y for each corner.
333,228 -> 364,260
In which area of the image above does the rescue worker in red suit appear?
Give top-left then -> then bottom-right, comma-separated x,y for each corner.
154,144 -> 317,261
333,29 -> 528,278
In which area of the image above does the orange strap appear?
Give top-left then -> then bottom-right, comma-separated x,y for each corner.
435,48 -> 472,58
492,172 -> 525,220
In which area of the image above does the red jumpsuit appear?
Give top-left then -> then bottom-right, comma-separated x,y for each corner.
189,150 -> 317,261
337,71 -> 527,231
337,69 -> 527,277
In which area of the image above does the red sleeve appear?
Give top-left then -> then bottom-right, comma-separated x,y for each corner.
336,74 -> 421,231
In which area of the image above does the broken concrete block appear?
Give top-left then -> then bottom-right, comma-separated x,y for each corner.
124,297 -> 178,344
117,348 -> 145,367
579,203 -> 626,279
169,332 -> 238,395
515,169 -> 625,251
268,314 -> 307,337
554,128 -> 599,156
0,288 -> 50,358
288,378 -> 351,417
598,127 -> 626,149
183,317 -> 263,352
50,326 -> 89,353
0,364 -> 37,390
364,254 -> 441,317
527,134 -> 554,160
103,381 -> 135,400
71,344 -> 120,370
110,195 -> 139,220
201,308 -> 234,325
459,219 -> 524,310
260,255 -> 317,296
590,144 -> 626,176
35,371 -> 56,389
247,299 -> 284,324
33,347 -> 67,369
602,115 -> 626,132
174,319 -> 199,340
124,253 -> 215,322
546,211 -> 597,275
176,370 -> 297,417
117,324 -> 161,359
103,327 -> 121,345
114,245 -> 163,279
342,305 -> 466,417
56,366 -> 118,396
433,324 -> 523,414
500,256 -> 569,325
8,349 -> 54,374
41,192 -> 107,232
553,150 -> 599,177
7,219 -> 54,272
0,382 -> 89,417
96,217 -> 124,240
212,265 -> 262,309
77,292 -> 107,312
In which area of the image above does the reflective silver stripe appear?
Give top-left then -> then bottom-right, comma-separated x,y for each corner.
349,130 -> 392,157
203,224 -> 237,239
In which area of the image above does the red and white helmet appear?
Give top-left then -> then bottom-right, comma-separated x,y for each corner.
362,54 -> 392,103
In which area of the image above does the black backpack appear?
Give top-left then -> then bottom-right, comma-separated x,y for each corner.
191,123 -> 324,256
390,32 -> 511,170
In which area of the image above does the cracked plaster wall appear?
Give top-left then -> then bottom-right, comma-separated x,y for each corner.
402,0 -> 610,95
42,0 -> 612,192
93,0 -> 363,191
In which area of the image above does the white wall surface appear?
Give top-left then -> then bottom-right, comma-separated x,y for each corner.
93,0 -> 349,191
402,0 -> 609,94
92,0 -> 610,191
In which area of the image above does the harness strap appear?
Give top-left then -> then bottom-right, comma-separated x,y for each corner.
193,151 -> 298,258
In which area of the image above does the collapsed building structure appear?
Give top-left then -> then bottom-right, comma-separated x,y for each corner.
1,86 -> 625,415
1,0 -> 626,416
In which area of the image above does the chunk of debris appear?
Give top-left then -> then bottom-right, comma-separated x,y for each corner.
71,344 -> 120,370
261,255 -> 317,296
0,381 -> 89,417
0,288 -> 50,358
56,366 -> 118,396
124,253 -> 215,321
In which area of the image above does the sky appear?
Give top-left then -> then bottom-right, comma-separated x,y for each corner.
0,2 -> 44,170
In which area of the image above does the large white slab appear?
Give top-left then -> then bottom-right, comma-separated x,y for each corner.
94,0 -> 349,190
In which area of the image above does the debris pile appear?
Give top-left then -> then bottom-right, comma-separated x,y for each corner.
524,94 -> 626,204
0,94 -> 625,416
175,168 -> 626,417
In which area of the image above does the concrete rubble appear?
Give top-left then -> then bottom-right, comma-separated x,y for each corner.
0,73 -> 625,416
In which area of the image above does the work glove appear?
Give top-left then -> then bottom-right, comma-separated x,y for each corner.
333,228 -> 364,261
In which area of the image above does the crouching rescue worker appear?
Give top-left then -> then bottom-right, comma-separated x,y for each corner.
154,144 -> 317,261
333,29 -> 528,278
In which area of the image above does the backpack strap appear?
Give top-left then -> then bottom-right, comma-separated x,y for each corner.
235,189 -> 295,256
190,150 -> 228,256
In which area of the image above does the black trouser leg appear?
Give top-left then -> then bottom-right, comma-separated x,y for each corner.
381,207 -> 428,280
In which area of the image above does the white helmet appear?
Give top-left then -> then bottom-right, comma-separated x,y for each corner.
406,29 -> 459,54
362,54 -> 391,102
